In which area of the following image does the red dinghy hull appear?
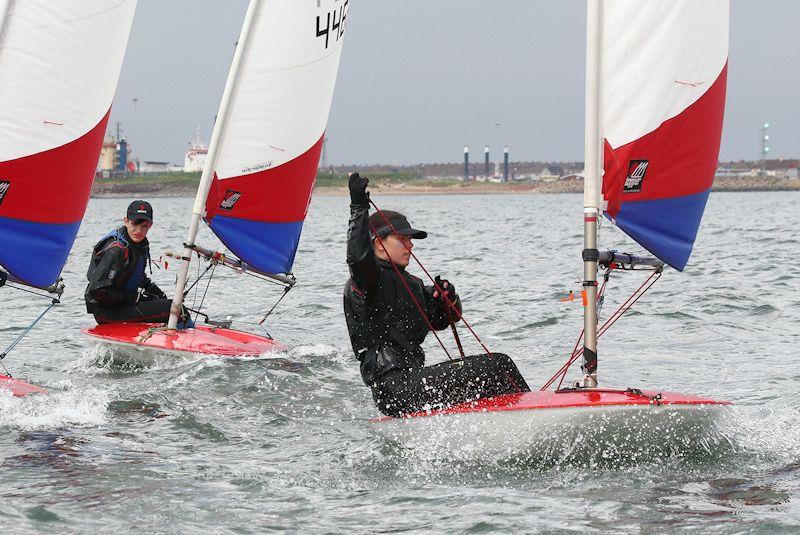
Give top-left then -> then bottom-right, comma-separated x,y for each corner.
0,374 -> 47,397
83,323 -> 284,357
374,388 -> 731,422
372,388 -> 732,459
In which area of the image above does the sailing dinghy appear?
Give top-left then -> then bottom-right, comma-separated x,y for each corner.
0,0 -> 137,396
84,0 -> 349,357
374,0 -> 731,447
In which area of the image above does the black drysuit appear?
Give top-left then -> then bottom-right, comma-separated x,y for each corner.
85,226 -> 172,324
343,204 -> 530,417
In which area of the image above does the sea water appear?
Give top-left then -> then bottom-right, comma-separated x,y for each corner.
0,192 -> 798,532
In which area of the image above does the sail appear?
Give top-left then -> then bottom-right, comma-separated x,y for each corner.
203,0 -> 348,276
601,0 -> 729,271
0,0 -> 137,288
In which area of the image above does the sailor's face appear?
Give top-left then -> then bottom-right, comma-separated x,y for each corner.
375,234 -> 413,267
124,217 -> 152,243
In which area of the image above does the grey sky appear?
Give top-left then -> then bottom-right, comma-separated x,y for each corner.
112,1 -> 799,166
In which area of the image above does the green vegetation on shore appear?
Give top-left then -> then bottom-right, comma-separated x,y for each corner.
91,170 -> 800,198
93,172 -> 201,196
92,170 -> 465,197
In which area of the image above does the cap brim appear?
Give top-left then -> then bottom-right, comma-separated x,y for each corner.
128,214 -> 153,222
395,227 -> 427,239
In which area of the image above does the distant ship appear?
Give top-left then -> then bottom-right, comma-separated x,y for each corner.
184,126 -> 208,172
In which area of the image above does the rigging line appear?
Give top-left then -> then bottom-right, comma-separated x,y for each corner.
193,263 -> 216,324
0,300 -> 58,363
446,306 -> 465,358
258,285 -> 292,325
552,271 -> 660,389
2,282 -> 58,301
545,267 -> 615,391
369,222 -> 454,361
188,255 -> 208,309
368,198 -> 494,358
540,268 -> 663,390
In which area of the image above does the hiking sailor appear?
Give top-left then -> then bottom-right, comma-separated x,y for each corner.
343,173 -> 530,417
85,200 -> 190,326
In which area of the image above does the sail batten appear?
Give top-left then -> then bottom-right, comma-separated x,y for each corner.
601,0 -> 729,270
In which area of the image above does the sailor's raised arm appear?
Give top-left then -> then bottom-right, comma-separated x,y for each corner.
346,173 -> 380,293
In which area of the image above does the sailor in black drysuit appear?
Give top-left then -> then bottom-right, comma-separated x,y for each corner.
85,200 -> 186,325
343,173 -> 530,417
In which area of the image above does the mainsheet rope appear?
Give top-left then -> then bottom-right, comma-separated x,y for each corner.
368,198 -> 495,360
370,221 -> 455,361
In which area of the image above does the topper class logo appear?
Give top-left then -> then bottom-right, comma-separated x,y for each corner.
0,181 -> 10,206
623,160 -> 649,193
220,190 -> 242,210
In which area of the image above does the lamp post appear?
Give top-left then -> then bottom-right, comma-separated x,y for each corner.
132,97 -> 139,174
760,122 -> 770,172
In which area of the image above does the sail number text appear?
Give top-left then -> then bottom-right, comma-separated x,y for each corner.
316,0 -> 348,49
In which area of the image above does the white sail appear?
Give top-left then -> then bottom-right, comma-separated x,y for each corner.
168,0 -> 349,327
0,0 -> 137,161
0,0 -> 137,288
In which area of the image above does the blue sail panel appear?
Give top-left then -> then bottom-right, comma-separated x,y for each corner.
0,217 -> 81,288
610,189 -> 711,271
207,216 -> 304,276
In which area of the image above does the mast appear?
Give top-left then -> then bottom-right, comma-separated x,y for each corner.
168,0 -> 262,329
580,0 -> 603,388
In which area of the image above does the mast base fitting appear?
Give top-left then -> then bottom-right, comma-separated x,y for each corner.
582,248 -> 599,262
572,374 -> 598,389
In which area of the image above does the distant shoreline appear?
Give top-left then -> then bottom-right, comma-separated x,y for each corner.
90,175 -> 800,198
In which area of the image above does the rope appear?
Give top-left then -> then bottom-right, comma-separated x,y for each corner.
192,263 -> 216,324
370,224 -> 454,361
447,306 -> 465,357
0,300 -> 58,368
2,282 -> 57,301
259,285 -> 292,326
540,267 -> 663,391
368,198 -> 495,358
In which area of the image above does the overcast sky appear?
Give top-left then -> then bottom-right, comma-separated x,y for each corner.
112,0 -> 800,166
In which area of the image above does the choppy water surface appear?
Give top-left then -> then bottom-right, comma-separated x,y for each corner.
1,192 -> 798,532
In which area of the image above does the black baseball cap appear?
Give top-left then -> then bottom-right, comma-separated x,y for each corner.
369,210 -> 427,240
126,200 -> 153,222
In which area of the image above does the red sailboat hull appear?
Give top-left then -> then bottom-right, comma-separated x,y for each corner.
371,389 -> 732,460
0,374 -> 47,397
372,388 -> 730,423
83,323 -> 284,357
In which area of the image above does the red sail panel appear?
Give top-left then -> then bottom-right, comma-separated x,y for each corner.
603,64 -> 728,217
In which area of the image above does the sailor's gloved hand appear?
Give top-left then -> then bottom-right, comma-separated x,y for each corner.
433,275 -> 456,305
123,292 -> 139,305
348,172 -> 370,207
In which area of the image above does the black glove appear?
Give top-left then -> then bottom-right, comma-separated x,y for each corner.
123,291 -> 139,305
433,275 -> 456,304
0,270 -> 6,288
349,172 -> 370,207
